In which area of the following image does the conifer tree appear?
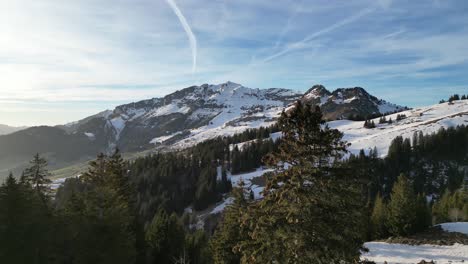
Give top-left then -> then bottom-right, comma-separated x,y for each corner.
211,181 -> 250,264
0,172 -> 52,263
62,153 -> 137,264
235,102 -> 366,263
387,174 -> 417,236
22,153 -> 52,198
145,209 -> 185,264
414,193 -> 431,232
370,193 -> 388,239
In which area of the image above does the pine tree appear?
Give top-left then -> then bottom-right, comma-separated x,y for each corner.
145,209 -> 185,263
387,174 -> 418,236
414,193 -> 431,232
211,181 -> 250,264
61,153 -> 137,264
236,102 -> 366,263
22,153 -> 52,198
0,172 -> 52,263
370,193 -> 388,239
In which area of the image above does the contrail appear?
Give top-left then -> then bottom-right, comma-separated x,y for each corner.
262,7 -> 375,63
165,0 -> 197,73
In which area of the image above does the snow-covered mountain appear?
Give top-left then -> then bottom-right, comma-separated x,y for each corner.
302,85 -> 406,120
328,100 -> 468,157
59,82 -> 406,152
0,81 -> 410,176
60,81 -> 302,152
0,124 -> 27,136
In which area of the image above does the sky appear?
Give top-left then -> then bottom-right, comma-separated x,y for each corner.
0,0 -> 467,126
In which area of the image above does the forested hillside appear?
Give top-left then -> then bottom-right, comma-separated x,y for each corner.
1,101 -> 467,263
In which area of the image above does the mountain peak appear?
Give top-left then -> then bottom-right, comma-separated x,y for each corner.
304,84 -> 331,100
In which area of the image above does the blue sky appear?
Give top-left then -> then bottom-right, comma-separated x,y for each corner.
0,0 -> 467,126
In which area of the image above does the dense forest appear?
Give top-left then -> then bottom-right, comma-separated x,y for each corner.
0,101 -> 467,263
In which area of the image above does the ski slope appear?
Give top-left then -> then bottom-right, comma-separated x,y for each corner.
329,100 -> 468,157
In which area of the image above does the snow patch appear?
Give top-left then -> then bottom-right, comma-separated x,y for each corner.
439,222 -> 468,235
150,131 -> 183,144
84,132 -> 95,140
362,242 -> 468,264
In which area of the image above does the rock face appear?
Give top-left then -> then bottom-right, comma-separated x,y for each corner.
302,85 -> 406,120
0,82 -> 405,176
59,81 -> 302,152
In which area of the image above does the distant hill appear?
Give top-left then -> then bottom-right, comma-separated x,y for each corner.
0,124 -> 27,136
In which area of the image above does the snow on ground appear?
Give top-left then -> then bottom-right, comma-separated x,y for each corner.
377,100 -> 403,114
109,116 -> 126,140
229,167 -> 273,187
84,132 -> 95,140
439,222 -> 468,235
361,242 -> 468,264
150,131 -> 183,144
210,197 -> 234,215
149,102 -> 191,117
50,177 -> 67,190
328,100 -> 468,157
204,168 -> 272,216
178,100 -> 468,158
170,82 -> 298,149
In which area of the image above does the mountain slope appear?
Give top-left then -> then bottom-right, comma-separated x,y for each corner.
0,82 -> 406,178
301,85 -> 405,120
328,100 -> 468,157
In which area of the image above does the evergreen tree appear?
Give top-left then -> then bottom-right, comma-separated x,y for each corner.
414,193 -> 431,232
387,174 -> 417,236
60,153 -> 137,264
185,230 -> 212,264
370,193 -> 388,239
22,153 -> 52,198
211,181 -> 250,264
0,172 -> 52,263
145,209 -> 185,264
235,102 -> 366,263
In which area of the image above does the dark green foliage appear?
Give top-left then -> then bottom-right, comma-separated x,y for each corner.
226,102 -> 366,263
211,182 -> 250,264
370,193 -> 388,239
363,119 -> 376,128
55,150 -> 137,264
129,126 -> 277,223
415,193 -> 432,232
22,153 -> 52,198
386,174 -> 417,236
352,125 -> 468,200
396,114 -> 407,121
145,209 -> 185,263
0,172 -> 53,264
185,230 -> 212,264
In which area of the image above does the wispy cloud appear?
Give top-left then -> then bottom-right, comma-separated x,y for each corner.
261,7 -> 375,63
0,0 -> 467,126
165,0 -> 198,74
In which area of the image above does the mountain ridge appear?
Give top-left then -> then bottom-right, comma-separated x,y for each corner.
0,82 -> 406,177
0,124 -> 27,136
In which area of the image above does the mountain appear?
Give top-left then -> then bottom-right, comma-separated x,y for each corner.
301,85 -> 405,120
0,82 -> 405,177
0,124 -> 27,136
